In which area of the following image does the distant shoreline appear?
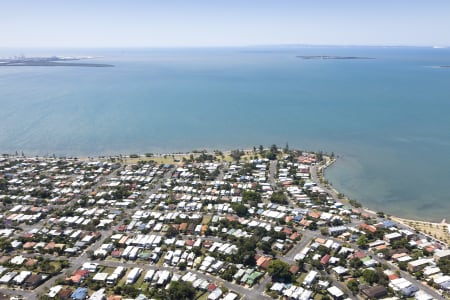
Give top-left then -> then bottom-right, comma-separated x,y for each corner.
0,56 -> 114,67
0,62 -> 113,67
297,55 -> 375,60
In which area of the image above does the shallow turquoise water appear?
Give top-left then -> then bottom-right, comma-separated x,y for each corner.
1,47 -> 450,221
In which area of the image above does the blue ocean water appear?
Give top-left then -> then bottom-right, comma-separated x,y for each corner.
1,46 -> 450,221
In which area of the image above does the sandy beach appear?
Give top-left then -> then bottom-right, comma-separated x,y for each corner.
319,157 -> 450,245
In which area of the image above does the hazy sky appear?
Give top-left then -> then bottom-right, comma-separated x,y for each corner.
3,0 -> 450,47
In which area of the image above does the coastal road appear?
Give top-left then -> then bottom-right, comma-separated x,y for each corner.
268,160 -> 277,190
313,161 -> 445,299
311,162 -> 339,200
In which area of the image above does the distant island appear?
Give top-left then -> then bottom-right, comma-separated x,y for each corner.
440,65 -> 450,68
0,56 -> 114,67
297,55 -> 375,60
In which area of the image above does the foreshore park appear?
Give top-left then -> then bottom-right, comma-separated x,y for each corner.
0,145 -> 449,300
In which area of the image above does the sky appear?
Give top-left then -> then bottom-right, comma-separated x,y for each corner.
2,0 -> 450,48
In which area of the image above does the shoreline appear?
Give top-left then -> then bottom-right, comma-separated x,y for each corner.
3,149 -> 448,244
320,157 -> 449,244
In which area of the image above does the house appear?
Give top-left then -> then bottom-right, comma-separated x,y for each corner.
10,255 -> 27,265
327,286 -> 344,300
328,226 -> 347,236
81,262 -> 98,272
93,273 -> 109,282
290,265 -> 300,275
13,270 -> 31,285
71,287 -> 88,300
208,288 -> 222,300
352,251 -> 367,260
222,293 -> 238,300
407,258 -> 433,273
126,267 -> 142,284
389,278 -> 418,297
0,272 -> 17,284
320,254 -> 331,266
332,266 -> 348,277
256,256 -> 272,270
360,223 -> 377,233
384,232 -> 402,243
59,288 -> 73,300
415,290 -> 434,300
434,275 -> 450,291
303,270 -> 318,286
361,285 -> 388,299
48,285 -> 63,298
434,249 -> 450,262
23,274 -> 44,289
67,270 -> 89,284
89,288 -> 106,300
271,282 -> 285,294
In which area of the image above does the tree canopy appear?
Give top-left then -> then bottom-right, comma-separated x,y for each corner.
270,191 -> 288,205
267,259 -> 292,282
232,203 -> 249,217
242,190 -> 261,206
362,269 -> 379,284
167,281 -> 196,300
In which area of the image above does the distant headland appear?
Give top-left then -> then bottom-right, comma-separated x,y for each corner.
297,55 -> 375,60
0,56 -> 114,67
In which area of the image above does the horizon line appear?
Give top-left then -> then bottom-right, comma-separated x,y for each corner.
0,43 -> 448,50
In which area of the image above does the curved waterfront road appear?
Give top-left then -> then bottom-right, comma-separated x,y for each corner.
312,162 -> 446,300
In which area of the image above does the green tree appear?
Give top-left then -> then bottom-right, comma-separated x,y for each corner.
0,238 -> 12,252
167,280 -> 196,300
0,179 -> 8,191
349,199 -> 362,208
270,191 -> 288,205
221,264 -> 238,281
270,144 -> 278,154
347,279 -> 359,294
349,258 -> 363,269
357,235 -> 368,249
112,185 -> 131,199
362,269 -> 379,285
308,222 -> 318,231
230,149 -> 244,161
259,241 -> 273,254
178,261 -> 187,271
267,259 -> 292,282
122,285 -> 140,298
320,228 -> 329,236
242,190 -> 261,206
398,261 -> 407,271
438,258 -> 450,274
232,203 -> 249,217
166,225 -> 179,238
